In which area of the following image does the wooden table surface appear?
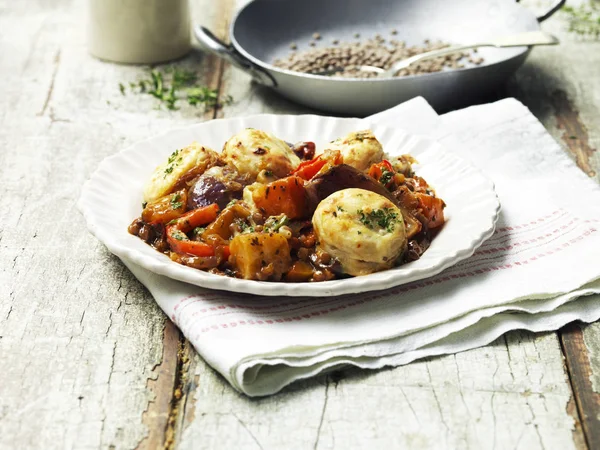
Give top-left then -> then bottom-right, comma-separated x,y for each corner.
1,0 -> 599,449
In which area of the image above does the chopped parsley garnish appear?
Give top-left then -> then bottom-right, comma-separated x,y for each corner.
142,201 -> 148,209
163,149 -> 183,178
235,218 -> 255,233
379,167 -> 394,186
193,227 -> 205,235
171,229 -> 186,241
170,193 -> 183,210
336,206 -> 345,212
226,199 -> 238,207
167,149 -> 180,164
263,215 -> 289,232
357,208 -> 400,233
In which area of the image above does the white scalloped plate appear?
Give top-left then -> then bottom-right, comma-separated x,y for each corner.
78,115 -> 500,297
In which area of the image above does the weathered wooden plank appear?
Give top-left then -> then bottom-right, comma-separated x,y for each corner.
510,3 -> 600,447
0,0 -> 224,448
0,2 -> 172,446
136,321 -> 181,450
507,0 -> 600,183
176,332 -> 583,450
561,323 -> 600,450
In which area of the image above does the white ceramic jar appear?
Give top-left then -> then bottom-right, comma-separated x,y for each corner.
88,0 -> 191,64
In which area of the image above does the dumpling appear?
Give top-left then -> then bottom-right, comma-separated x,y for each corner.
312,188 -> 407,276
143,142 -> 219,202
324,130 -> 383,172
222,128 -> 300,180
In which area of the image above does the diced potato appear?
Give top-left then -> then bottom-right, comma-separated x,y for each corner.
230,232 -> 292,280
201,204 -> 251,240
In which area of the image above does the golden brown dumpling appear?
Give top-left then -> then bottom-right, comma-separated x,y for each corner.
143,142 -> 219,202
222,128 -> 300,180
324,130 -> 384,172
312,188 -> 407,276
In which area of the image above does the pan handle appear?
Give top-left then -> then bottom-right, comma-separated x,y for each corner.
194,26 -> 276,87
516,0 -> 566,22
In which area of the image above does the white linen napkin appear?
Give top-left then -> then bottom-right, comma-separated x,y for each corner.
122,97 -> 600,396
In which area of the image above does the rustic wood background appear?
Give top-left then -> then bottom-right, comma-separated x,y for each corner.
1,0 -> 599,449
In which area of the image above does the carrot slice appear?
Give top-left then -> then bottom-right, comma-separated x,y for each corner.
166,227 -> 216,257
416,193 -> 446,229
252,176 -> 307,219
172,203 -> 219,233
165,203 -> 221,256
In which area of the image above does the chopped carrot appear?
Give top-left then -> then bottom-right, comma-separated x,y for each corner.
172,203 -> 220,233
166,227 -> 216,256
416,193 -> 445,229
221,245 -> 231,260
165,203 -> 221,257
253,176 -> 307,219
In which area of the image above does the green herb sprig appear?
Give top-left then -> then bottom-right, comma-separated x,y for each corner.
235,218 -> 255,233
263,215 -> 289,232
562,3 -> 600,38
119,67 -> 233,110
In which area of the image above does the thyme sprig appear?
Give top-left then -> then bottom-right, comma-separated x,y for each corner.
119,66 -> 233,110
562,3 -> 600,38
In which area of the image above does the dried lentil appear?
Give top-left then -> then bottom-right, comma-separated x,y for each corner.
273,36 -> 483,78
